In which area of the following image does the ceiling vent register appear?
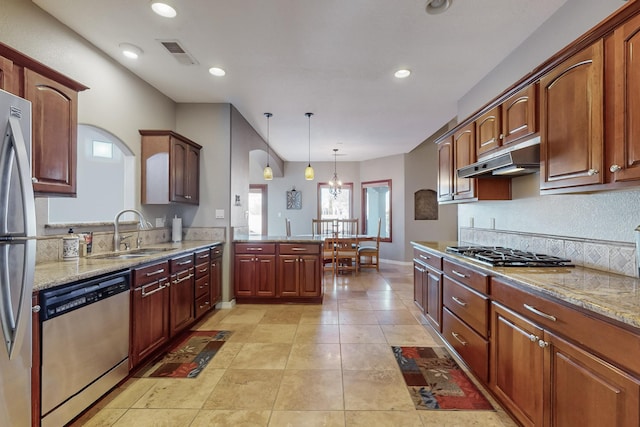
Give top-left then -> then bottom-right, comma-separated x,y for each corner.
158,40 -> 199,65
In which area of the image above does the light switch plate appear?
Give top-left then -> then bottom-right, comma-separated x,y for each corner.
215,209 -> 224,219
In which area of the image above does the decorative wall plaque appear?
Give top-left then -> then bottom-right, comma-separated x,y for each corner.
286,189 -> 302,209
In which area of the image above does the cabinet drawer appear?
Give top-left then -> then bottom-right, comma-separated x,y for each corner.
171,253 -> 194,272
211,245 -> 223,258
442,307 -> 489,383
443,276 -> 489,338
194,261 -> 209,279
195,275 -> 209,298
443,259 -> 488,294
195,293 -> 211,318
133,261 -> 170,287
195,249 -> 210,265
279,243 -> 320,255
491,277 -> 640,377
413,248 -> 442,270
235,243 -> 276,254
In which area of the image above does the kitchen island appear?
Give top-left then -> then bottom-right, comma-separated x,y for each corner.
412,241 -> 640,427
232,235 -> 324,304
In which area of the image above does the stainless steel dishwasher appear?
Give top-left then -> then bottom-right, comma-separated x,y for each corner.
39,271 -> 130,427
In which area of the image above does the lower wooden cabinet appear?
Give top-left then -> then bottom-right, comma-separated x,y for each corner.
169,254 -> 194,337
233,242 -> 323,303
130,261 -> 171,368
210,245 -> 223,306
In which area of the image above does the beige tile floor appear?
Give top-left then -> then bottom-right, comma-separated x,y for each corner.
71,264 -> 518,427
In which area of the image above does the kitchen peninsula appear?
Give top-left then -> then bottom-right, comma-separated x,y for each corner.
412,241 -> 640,427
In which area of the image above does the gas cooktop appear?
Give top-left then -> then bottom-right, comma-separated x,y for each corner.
446,246 -> 574,267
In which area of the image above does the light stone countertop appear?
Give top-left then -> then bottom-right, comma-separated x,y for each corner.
33,240 -> 223,292
412,241 -> 640,331
233,234 -> 325,243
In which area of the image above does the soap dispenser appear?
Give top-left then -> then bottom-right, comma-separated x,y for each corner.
63,228 -> 80,260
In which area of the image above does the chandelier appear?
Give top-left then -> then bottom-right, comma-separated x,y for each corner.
328,148 -> 342,199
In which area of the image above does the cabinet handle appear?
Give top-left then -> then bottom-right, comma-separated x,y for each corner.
198,268 -> 208,273
197,254 -> 209,259
451,331 -> 468,346
451,269 -> 467,279
587,168 -> 599,176
32,177 -> 39,183
499,133 -> 504,140
185,195 -> 192,199
451,296 -> 467,307
415,266 -> 425,273
145,268 -> 166,277
178,260 -> 192,266
139,280 -> 167,297
291,247 -> 308,251
199,302 -> 210,309
523,304 -> 557,322
538,340 -> 550,348
173,272 -> 194,285
32,305 -> 41,313
529,334 -> 540,343
609,164 -> 622,173
419,254 -> 430,260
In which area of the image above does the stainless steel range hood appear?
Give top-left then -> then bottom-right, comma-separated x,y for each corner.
457,142 -> 540,179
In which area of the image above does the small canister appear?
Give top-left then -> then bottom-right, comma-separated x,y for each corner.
63,228 -> 79,260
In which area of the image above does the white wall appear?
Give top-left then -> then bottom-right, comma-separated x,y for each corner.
456,0 -> 640,244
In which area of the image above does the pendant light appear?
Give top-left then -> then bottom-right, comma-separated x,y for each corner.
304,112 -> 315,180
263,112 -> 273,180
328,148 -> 342,199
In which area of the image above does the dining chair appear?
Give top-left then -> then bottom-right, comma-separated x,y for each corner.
336,218 -> 358,236
312,219 -> 335,236
335,236 -> 359,274
358,217 -> 381,271
322,235 -> 337,276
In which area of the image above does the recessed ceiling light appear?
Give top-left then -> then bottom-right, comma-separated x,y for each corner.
426,0 -> 452,15
394,69 -> 411,78
119,43 -> 143,59
209,67 -> 226,77
151,1 -> 177,18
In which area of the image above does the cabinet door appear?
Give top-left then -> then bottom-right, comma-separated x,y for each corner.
131,277 -> 170,367
540,41 -> 604,190
279,254 -> 299,297
170,138 -> 189,203
299,255 -> 321,297
186,144 -> 200,204
234,254 -> 256,297
490,302 -> 544,427
255,255 -> 276,297
210,251 -> 222,305
425,267 -> 442,332
25,69 -> 78,195
0,55 -> 17,95
169,269 -> 194,337
476,106 -> 502,156
502,84 -> 538,146
436,136 -> 454,202
413,262 -> 425,312
453,123 -> 476,200
609,14 -> 640,183
545,332 -> 640,427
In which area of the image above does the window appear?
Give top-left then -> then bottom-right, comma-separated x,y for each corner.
317,182 -> 353,220
361,179 -> 391,242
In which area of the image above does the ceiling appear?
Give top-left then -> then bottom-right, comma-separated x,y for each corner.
33,0 -> 569,162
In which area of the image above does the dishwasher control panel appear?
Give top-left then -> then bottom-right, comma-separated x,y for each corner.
40,270 -> 130,321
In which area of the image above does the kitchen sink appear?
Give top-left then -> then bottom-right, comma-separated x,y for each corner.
88,247 -> 177,260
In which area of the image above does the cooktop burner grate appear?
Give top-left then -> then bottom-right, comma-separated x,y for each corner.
446,246 -> 573,267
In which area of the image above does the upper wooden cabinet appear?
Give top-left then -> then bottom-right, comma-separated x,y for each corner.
0,42 -> 88,196
501,84 -> 538,146
436,137 -> 454,202
453,123 -> 476,200
140,130 -> 202,205
608,12 -> 640,183
476,106 -> 501,156
540,40 -> 604,191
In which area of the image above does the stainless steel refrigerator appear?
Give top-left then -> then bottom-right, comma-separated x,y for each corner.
0,88 -> 36,427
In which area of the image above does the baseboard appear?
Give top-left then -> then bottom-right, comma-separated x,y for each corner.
216,299 -> 236,309
380,258 -> 412,266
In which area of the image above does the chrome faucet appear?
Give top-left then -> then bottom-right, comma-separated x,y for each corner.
113,209 -> 151,251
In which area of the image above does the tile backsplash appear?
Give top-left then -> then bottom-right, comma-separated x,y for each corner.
459,226 -> 638,277
36,227 -> 226,264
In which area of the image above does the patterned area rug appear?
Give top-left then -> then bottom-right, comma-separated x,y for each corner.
138,330 -> 232,378
392,346 -> 494,410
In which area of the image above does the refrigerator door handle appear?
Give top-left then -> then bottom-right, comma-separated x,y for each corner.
0,116 -> 36,237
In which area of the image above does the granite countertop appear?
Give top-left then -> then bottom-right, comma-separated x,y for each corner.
411,241 -> 640,330
233,234 -> 324,243
34,240 -> 223,292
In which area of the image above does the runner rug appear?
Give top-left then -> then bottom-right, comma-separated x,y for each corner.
392,346 -> 494,410
137,330 -> 232,378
